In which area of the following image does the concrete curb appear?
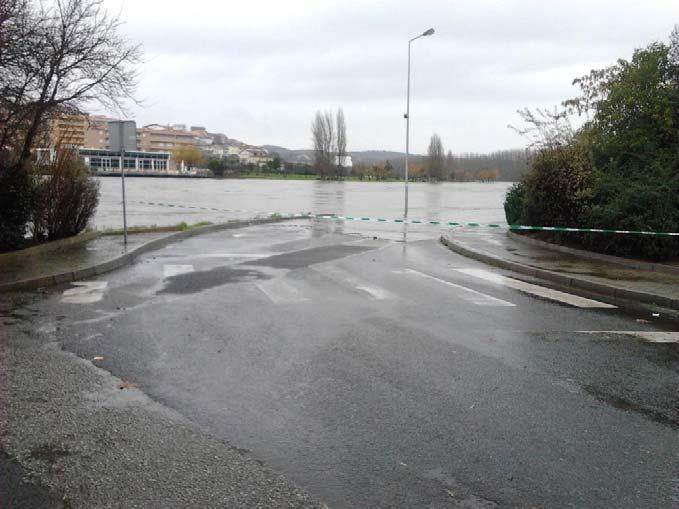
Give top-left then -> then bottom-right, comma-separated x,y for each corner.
507,230 -> 679,276
0,217 -> 299,293
440,235 -> 679,312
0,231 -> 100,264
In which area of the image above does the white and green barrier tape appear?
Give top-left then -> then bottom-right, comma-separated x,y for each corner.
310,214 -> 679,236
129,201 -> 679,237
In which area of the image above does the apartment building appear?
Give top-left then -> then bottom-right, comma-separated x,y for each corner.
137,124 -> 198,152
49,114 -> 88,148
83,115 -> 116,149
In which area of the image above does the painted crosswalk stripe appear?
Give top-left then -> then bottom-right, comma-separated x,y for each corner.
399,269 -> 515,307
455,268 -> 616,309
163,264 -> 194,278
191,253 -> 269,259
61,281 -> 108,304
354,286 -> 393,300
316,266 -> 396,300
578,331 -> 679,343
256,279 -> 309,304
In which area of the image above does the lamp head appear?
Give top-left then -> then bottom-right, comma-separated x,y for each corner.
423,28 -> 435,36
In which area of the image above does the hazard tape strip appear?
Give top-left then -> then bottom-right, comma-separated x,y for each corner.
311,215 -> 679,236
129,201 -> 679,237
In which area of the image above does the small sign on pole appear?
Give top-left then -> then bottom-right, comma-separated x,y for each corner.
108,121 -> 136,245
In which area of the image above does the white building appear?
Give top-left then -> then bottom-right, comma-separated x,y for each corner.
335,155 -> 353,170
239,146 -> 271,166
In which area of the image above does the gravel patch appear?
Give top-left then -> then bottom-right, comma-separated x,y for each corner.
0,332 -> 325,508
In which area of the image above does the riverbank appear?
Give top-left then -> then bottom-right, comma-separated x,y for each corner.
95,170 -> 511,183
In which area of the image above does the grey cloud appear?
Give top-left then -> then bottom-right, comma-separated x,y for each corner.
104,0 -> 679,153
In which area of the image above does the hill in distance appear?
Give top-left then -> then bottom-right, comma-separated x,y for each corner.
261,145 -> 416,165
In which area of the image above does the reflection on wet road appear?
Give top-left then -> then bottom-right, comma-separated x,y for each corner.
4,219 -> 678,508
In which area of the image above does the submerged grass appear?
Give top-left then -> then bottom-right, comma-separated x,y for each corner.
99,221 -> 213,236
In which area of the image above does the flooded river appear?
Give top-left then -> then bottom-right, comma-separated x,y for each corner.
94,177 -> 512,238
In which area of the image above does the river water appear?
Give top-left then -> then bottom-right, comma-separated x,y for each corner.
94,177 -> 512,239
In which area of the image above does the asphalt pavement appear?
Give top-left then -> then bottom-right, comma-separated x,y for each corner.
2,219 -> 678,507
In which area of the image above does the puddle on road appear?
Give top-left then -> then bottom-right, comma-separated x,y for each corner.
158,266 -> 271,295
247,244 -> 376,270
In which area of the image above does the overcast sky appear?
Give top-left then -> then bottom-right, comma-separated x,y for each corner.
101,0 -> 678,154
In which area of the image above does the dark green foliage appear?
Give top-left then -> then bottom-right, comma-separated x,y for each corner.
32,151 -> 99,242
208,158 -> 226,177
506,35 -> 679,260
0,160 -> 35,251
520,142 -> 592,229
503,182 -> 526,225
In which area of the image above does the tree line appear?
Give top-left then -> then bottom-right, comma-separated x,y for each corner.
385,134 -> 528,182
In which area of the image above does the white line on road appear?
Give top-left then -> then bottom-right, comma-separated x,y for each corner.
163,264 -> 194,278
398,269 -> 516,307
317,265 -> 396,300
355,286 -> 392,300
61,281 -> 108,304
190,253 -> 270,259
578,331 -> 679,343
455,268 -> 616,309
256,278 -> 309,304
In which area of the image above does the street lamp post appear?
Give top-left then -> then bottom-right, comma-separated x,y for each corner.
404,27 -> 434,220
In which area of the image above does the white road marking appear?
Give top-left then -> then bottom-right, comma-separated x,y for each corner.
256,278 -> 309,304
81,332 -> 104,342
455,268 -> 616,309
191,253 -> 270,259
319,266 -> 396,300
399,269 -> 515,307
578,331 -> 679,343
61,281 -> 108,304
355,286 -> 392,300
163,264 -> 194,278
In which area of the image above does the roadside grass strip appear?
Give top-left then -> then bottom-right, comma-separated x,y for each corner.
129,201 -> 679,236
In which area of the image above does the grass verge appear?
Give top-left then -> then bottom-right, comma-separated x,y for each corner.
99,221 -> 213,236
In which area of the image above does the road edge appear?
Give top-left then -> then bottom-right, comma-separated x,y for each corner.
507,230 -> 679,276
0,216 -> 303,293
440,234 -> 679,317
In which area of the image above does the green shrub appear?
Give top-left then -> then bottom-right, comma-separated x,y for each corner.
32,150 -> 100,241
0,160 -> 35,252
520,143 -> 593,229
503,182 -> 526,225
580,166 -> 679,259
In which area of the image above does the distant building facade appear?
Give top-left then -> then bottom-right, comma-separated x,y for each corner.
80,148 -> 170,172
137,124 -> 198,152
83,115 -> 116,149
49,114 -> 88,148
40,113 -> 276,173
238,146 -> 271,166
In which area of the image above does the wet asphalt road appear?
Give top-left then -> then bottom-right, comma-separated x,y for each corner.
4,220 -> 679,508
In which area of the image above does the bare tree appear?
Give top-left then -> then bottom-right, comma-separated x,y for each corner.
445,149 -> 455,179
670,24 -> 679,64
0,0 -> 142,167
311,110 -> 335,177
311,111 -> 327,177
0,0 -> 42,156
427,134 -> 445,180
509,107 -> 574,150
335,107 -> 347,176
